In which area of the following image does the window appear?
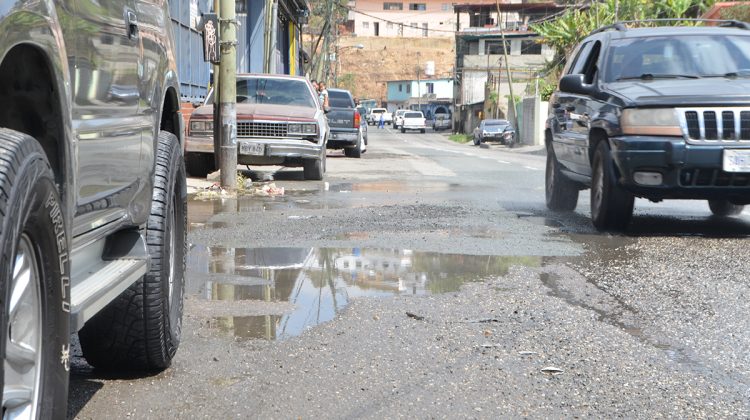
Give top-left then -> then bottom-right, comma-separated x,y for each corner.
328,90 -> 355,108
426,82 -> 434,94
383,2 -> 403,10
387,22 -> 393,29
363,21 -> 370,29
409,3 -> 426,11
521,40 -> 542,55
235,0 -> 246,13
422,23 -> 428,37
406,84 -> 411,93
399,84 -> 403,92
485,40 -> 510,55
441,3 -> 450,11
468,41 -> 479,55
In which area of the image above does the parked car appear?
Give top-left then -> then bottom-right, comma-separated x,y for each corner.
186,74 -> 328,180
0,0 -> 186,414
393,109 -> 407,129
432,113 -> 452,131
368,107 -> 393,125
546,21 -> 750,231
401,111 -> 427,133
473,119 -> 515,146
327,88 -> 367,158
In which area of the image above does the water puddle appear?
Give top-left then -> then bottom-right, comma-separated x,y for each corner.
186,246 -> 542,341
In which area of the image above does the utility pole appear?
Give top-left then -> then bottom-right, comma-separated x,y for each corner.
213,0 -> 221,168
219,0 -> 237,189
417,52 -> 421,111
495,0 -> 519,140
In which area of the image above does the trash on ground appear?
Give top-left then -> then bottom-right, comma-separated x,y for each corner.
406,312 -> 425,321
540,366 -> 564,375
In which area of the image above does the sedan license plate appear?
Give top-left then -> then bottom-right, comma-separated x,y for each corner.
723,149 -> 750,172
240,141 -> 264,156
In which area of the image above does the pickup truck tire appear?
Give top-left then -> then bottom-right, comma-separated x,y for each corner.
545,144 -> 579,211
79,131 -> 186,371
185,152 -> 216,178
591,141 -> 634,231
708,200 -> 744,216
0,129 -> 69,418
303,151 -> 325,180
420,129 -> 425,134
344,135 -> 362,158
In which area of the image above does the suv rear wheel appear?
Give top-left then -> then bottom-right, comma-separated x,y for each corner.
79,131 -> 186,371
0,129 -> 69,417
344,134 -> 362,158
708,199 -> 744,217
591,141 -> 634,231
545,142 -> 579,211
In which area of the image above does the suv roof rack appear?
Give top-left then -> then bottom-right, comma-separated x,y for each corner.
589,18 -> 750,35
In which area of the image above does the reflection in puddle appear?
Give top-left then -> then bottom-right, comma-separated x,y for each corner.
187,247 -> 541,340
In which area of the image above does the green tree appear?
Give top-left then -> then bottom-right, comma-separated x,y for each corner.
722,3 -> 750,22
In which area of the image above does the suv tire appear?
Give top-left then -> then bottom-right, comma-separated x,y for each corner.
545,143 -> 579,211
591,141 -> 634,231
79,131 -> 187,371
708,199 -> 744,216
185,152 -> 216,178
0,129 -> 70,417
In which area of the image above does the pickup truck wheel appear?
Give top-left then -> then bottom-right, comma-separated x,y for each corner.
0,129 -> 69,417
303,152 -> 325,180
545,144 -> 579,211
420,129 -> 425,134
185,152 -> 216,178
79,131 -> 187,371
591,141 -> 634,231
708,200 -> 744,216
344,135 -> 362,158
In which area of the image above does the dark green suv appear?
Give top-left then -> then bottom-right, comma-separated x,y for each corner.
545,21 -> 750,230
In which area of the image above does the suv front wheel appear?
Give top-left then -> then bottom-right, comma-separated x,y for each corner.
591,141 -> 634,231
79,131 -> 187,371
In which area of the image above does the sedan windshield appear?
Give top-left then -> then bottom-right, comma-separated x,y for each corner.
604,35 -> 750,82
206,78 -> 316,107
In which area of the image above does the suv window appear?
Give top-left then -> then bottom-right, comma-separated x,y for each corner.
567,41 -> 593,75
581,41 -> 602,84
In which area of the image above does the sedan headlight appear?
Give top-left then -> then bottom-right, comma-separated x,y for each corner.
190,120 -> 214,133
621,108 -> 681,136
288,123 -> 318,135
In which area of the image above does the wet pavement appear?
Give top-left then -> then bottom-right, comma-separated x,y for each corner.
69,128 -> 750,418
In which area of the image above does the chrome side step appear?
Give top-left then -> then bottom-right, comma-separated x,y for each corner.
69,229 -> 149,332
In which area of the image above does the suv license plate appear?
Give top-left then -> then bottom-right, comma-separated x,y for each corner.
240,142 -> 264,156
723,149 -> 750,172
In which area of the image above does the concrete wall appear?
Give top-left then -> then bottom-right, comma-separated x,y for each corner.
519,97 -> 548,146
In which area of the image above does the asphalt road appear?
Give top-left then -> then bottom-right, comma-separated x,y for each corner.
69,128 -> 750,418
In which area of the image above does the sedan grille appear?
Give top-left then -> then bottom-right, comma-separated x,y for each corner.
679,108 -> 750,144
237,122 -> 288,138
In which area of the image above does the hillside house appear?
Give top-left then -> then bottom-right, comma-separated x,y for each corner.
452,2 -> 562,133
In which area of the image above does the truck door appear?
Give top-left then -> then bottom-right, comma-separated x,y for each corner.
72,0 -> 143,218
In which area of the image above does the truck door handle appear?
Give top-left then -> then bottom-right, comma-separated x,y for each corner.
127,11 -> 139,39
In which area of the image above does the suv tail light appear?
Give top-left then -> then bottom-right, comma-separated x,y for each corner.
354,111 -> 361,128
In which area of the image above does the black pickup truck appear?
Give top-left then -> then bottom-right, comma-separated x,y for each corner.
326,88 -> 367,158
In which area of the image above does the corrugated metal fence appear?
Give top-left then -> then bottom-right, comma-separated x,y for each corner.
169,0 -> 211,103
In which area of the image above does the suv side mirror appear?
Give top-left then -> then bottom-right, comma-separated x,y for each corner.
559,74 -> 595,96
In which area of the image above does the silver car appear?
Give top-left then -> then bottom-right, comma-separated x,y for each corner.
186,74 -> 329,180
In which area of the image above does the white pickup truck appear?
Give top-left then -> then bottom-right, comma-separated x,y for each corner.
368,107 -> 393,125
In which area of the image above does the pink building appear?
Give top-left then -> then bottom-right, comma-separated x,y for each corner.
347,0 -> 500,38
